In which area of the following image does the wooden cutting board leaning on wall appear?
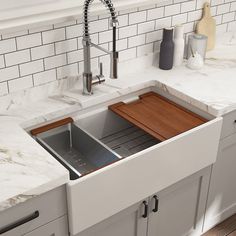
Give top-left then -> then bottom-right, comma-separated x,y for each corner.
196,2 -> 216,51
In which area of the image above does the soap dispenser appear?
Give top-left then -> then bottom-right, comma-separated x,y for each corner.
159,28 -> 174,70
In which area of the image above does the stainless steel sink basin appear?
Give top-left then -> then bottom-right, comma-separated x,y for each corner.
35,123 -> 119,179
75,109 -> 160,158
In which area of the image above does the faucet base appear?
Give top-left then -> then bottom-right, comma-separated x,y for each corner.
83,73 -> 93,95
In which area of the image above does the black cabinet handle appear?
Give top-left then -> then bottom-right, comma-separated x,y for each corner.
152,195 -> 159,213
0,211 -> 39,234
142,201 -> 148,218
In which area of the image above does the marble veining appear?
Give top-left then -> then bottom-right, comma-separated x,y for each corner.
0,32 -> 235,212
0,122 -> 69,211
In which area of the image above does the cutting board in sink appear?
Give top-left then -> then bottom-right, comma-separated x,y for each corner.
109,92 -> 207,141
196,2 -> 216,51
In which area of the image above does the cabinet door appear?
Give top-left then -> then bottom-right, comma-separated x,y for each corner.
24,216 -> 68,236
204,133 -> 236,232
77,199 -> 148,236
147,167 -> 211,236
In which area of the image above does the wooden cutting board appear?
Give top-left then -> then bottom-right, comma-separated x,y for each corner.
196,2 -> 216,51
109,92 -> 207,141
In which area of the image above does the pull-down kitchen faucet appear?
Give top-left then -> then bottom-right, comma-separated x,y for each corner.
82,0 -> 119,95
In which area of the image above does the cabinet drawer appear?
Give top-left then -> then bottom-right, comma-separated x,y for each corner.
67,112 -> 222,235
221,110 -> 236,139
0,186 -> 67,236
24,216 -> 68,236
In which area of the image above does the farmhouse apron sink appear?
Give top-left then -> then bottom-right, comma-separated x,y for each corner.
31,90 -> 222,235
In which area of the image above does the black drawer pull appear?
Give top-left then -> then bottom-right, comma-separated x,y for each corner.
152,195 -> 159,213
0,211 -> 39,234
142,201 -> 148,218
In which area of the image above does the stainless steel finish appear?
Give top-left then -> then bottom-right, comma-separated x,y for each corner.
75,109 -> 161,158
35,123 -> 119,180
82,0 -> 119,95
100,125 -> 159,157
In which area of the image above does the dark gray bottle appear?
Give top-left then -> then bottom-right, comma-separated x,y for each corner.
159,28 -> 174,70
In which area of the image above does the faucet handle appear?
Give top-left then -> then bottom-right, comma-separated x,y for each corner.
99,63 -> 104,78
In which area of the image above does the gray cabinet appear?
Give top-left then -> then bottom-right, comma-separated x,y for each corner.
0,186 -> 68,236
77,199 -> 148,236
204,132 -> 236,232
148,167 -> 211,236
77,167 -> 211,236
24,216 -> 68,236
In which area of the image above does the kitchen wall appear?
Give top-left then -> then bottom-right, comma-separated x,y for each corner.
0,0 -> 235,97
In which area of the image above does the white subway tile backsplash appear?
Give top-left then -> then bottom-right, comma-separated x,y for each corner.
66,24 -> 83,39
196,0 -> 209,9
55,39 -> 77,54
119,47 -> 136,62
109,38 -> 128,51
8,75 -> 33,93
16,33 -> 42,50
216,23 -> 228,35
147,7 -> 164,20
138,21 -> 155,34
211,6 -> 217,16
214,15 -> 223,25
19,60 -> 44,76
137,43 -> 153,56
118,15 -> 129,27
217,3 -> 230,15
31,44 -> 55,60
67,49 -> 84,64
172,13 -> 188,25
0,82 -> 8,96
90,19 -> 109,34
188,10 -> 202,21
0,0 -> 234,96
91,43 -> 109,58
230,2 -> 236,12
211,0 -> 224,6
0,39 -> 16,54
5,49 -> 30,67
155,17 -> 172,30
183,21 -> 195,33
0,66 -> 19,82
128,34 -> 146,47
56,63 -> 79,79
165,4 -> 181,16
0,55 -> 5,68
129,11 -> 147,25
119,25 -> 137,39
228,21 -> 236,31
33,69 -> 56,86
99,30 -> 113,44
222,12 -> 235,23
174,0 -> 187,3
44,54 -> 67,70
181,1 -> 196,13
146,30 -> 163,43
2,30 -> 28,40
29,25 -> 53,34
42,28 -> 65,44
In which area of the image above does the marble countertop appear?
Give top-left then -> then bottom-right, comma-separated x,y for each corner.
0,31 -> 235,212
0,121 -> 69,211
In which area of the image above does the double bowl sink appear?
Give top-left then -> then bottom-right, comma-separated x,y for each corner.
35,109 -> 160,180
